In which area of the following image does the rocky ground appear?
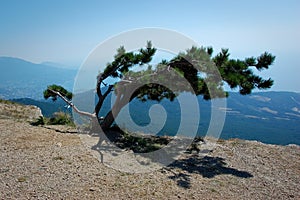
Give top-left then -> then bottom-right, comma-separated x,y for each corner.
0,101 -> 299,199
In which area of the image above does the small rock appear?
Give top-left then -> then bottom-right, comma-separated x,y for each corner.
56,142 -> 62,147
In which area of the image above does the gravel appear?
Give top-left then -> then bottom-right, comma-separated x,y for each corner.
0,103 -> 299,199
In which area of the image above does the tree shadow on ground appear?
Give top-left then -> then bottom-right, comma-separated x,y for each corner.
40,125 -> 78,134
165,155 -> 253,189
93,126 -> 172,153
83,126 -> 253,187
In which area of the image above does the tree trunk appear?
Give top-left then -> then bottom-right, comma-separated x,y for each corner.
90,116 -> 101,133
100,97 -> 125,131
95,85 -> 114,118
100,88 -> 134,131
100,110 -> 115,131
95,98 -> 104,118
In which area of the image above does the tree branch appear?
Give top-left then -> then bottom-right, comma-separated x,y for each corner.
120,67 -> 167,84
100,60 -> 124,81
48,89 -> 96,118
103,85 -> 114,98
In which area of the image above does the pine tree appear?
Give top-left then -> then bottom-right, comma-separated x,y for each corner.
44,41 -> 275,132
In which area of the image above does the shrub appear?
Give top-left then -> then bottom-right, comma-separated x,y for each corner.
30,116 -> 45,126
48,112 -> 75,126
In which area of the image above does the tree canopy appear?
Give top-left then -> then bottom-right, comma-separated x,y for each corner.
44,84 -> 73,101
44,41 -> 275,131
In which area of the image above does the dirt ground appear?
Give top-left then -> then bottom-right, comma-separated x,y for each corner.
0,102 -> 299,199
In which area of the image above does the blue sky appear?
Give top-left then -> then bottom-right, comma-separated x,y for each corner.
0,0 -> 299,92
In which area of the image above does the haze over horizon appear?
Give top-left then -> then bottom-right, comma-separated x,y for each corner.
0,0 -> 299,92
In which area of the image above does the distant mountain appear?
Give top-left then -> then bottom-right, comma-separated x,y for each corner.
12,90 -> 300,145
0,57 -> 76,99
40,61 -> 77,69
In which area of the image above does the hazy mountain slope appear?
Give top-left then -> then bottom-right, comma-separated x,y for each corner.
0,57 -> 76,99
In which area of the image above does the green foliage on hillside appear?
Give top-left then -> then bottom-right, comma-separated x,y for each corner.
30,111 -> 75,127
48,112 -> 74,126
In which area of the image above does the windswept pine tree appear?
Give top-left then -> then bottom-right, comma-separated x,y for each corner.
44,41 -> 275,132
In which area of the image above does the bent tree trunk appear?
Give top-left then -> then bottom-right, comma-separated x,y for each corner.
100,110 -> 115,131
100,94 -> 129,131
100,86 -> 135,131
